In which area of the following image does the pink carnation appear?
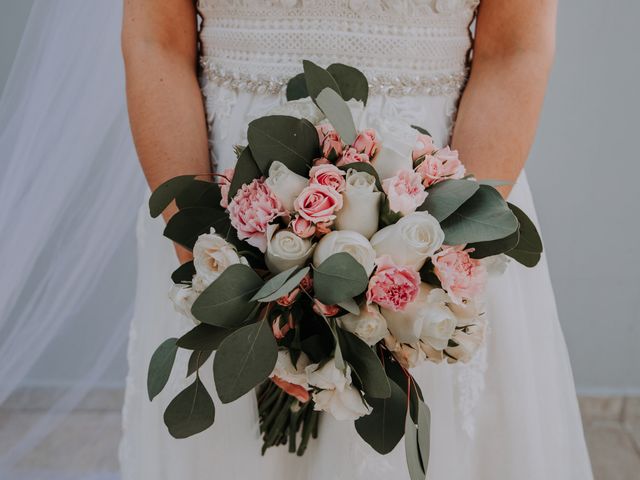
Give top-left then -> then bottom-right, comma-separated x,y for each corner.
291,216 -> 316,239
228,179 -> 285,252
412,133 -> 436,161
336,147 -> 370,167
352,129 -> 380,158
309,164 -> 346,192
293,184 -> 343,224
317,125 -> 343,160
218,168 -> 235,209
415,147 -> 466,187
367,255 -> 421,312
382,169 -> 428,215
432,245 -> 487,304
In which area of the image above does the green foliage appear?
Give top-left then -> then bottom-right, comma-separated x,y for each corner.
411,125 -> 432,137
164,377 -> 215,439
175,179 -> 222,210
176,324 -> 233,351
303,59 -> 342,100
505,203 -> 543,267
315,88 -> 357,145
191,264 -> 264,328
147,338 -> 178,401
149,175 -> 195,218
404,401 -> 431,480
326,63 -> 369,105
313,252 -> 369,305
468,229 -> 520,259
213,320 -> 278,403
186,350 -> 213,377
171,261 -> 196,284
286,73 -> 309,101
228,147 -> 262,199
163,207 -> 229,250
417,179 -> 479,222
252,267 -> 310,303
337,329 -> 390,399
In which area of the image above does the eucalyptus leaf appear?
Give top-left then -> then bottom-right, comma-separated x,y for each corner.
247,115 -> 318,176
176,323 -> 233,351
327,63 -> 368,105
164,207 -> 229,250
147,338 -> 178,401
149,175 -> 195,218
411,125 -> 432,137
315,88 -> 357,145
416,400 -> 431,476
171,261 -> 196,284
405,413 -> 425,480
468,229 -> 520,259
338,329 -> 390,399
164,377 -> 215,439
441,185 -> 519,245
355,380 -> 407,454
191,264 -> 264,328
505,203 -> 543,267
253,267 -> 310,303
187,350 -> 213,377
229,147 -> 262,199
417,179 -> 479,222
303,59 -> 341,100
286,73 -> 309,101
214,320 -> 278,403
176,179 -> 222,210
337,297 -> 360,315
313,252 -> 369,305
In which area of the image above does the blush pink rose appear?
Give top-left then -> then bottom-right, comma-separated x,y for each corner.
309,164 -> 346,192
218,168 -> 235,209
352,129 -> 380,158
293,185 -> 343,224
336,147 -> 371,167
317,125 -> 343,160
291,216 -> 316,239
382,169 -> 429,215
315,221 -> 333,236
366,255 -> 421,312
313,157 -> 331,166
272,376 -> 311,403
299,273 -> 313,292
412,134 -> 436,161
313,299 -> 341,317
432,245 -> 487,304
276,288 -> 301,307
228,179 -> 285,252
415,147 -> 466,187
272,314 -> 294,340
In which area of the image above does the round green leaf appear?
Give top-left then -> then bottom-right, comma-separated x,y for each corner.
163,377 -> 215,439
286,73 -> 309,101
163,207 -> 229,250
175,179 -> 222,210
149,175 -> 195,218
191,264 -> 264,328
313,252 -> 369,305
337,329 -> 390,399
187,350 -> 213,377
171,261 -> 196,284
303,59 -> 341,100
327,63 -> 369,105
417,179 -> 479,222
229,147 -> 262,199
176,323 -> 233,351
147,338 -> 178,401
252,267 -> 310,303
468,229 -> 520,259
213,320 -> 278,403
505,203 -> 544,267
315,88 -> 357,145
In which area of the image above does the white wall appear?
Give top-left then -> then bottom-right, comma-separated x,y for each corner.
1,0 -> 638,394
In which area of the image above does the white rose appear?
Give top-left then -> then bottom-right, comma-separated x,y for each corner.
265,225 -> 314,274
305,358 -> 350,391
313,230 -> 376,276
370,211 -> 444,270
268,98 -> 324,124
369,118 -> 415,180
448,296 -> 485,327
384,335 -> 426,369
420,289 -> 457,351
271,350 -> 311,388
193,228 -> 248,285
338,305 -> 388,346
265,161 -> 309,212
445,318 -> 487,364
334,169 -> 382,239
312,386 -> 371,421
168,284 -> 199,325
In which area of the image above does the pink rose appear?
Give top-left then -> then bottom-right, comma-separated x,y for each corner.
309,164 -> 346,192
432,245 -> 487,304
272,376 -> 311,403
313,299 -> 341,317
317,125 -> 343,161
291,216 -> 316,239
382,169 -> 429,215
352,129 -> 380,158
415,147 -> 466,187
299,273 -> 313,292
366,255 -> 421,312
336,147 -> 371,167
272,315 -> 294,340
228,179 -> 285,252
293,185 -> 343,224
315,221 -> 333,236
218,168 -> 235,209
277,288 -> 301,307
412,134 -> 436,161
313,157 -> 331,166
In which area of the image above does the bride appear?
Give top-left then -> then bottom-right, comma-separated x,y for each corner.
119,0 -> 593,478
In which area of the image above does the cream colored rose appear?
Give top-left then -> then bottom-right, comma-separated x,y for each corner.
369,119 -> 415,180
271,350 -> 311,388
338,305 -> 388,346
193,228 -> 249,285
420,289 -> 457,350
313,230 -> 376,276
370,211 -> 444,270
384,335 -> 426,369
334,169 -> 382,239
445,318 -> 487,364
448,295 -> 485,327
268,98 -> 324,123
168,284 -> 199,325
265,225 -> 314,274
265,161 -> 309,212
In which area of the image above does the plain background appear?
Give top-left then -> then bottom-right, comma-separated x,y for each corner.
1,1 -> 638,395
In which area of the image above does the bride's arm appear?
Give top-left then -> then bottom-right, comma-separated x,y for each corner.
452,0 -> 557,197
122,0 -> 210,262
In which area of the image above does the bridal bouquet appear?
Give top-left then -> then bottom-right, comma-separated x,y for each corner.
147,61 -> 542,478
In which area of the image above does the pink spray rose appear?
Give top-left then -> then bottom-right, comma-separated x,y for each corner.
336,147 -> 371,167
293,184 -> 343,224
412,134 -> 436,161
352,129 -> 380,158
228,179 -> 285,252
317,125 -> 343,160
366,255 -> 421,312
290,216 -> 316,239
309,164 -> 346,192
432,245 -> 487,304
382,169 -> 429,215
313,157 -> 331,166
218,168 -> 235,209
313,299 -> 341,317
415,146 -> 466,187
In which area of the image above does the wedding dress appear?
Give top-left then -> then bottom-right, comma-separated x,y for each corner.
120,1 -> 593,478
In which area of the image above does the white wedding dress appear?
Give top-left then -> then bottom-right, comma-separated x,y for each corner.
120,1 -> 593,479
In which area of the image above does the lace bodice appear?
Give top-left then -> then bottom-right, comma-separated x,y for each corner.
197,0 -> 479,96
